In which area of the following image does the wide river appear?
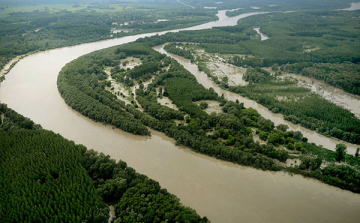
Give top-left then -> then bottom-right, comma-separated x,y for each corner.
1,10 -> 360,223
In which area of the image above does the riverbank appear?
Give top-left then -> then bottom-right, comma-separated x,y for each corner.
155,44 -> 360,154
1,10 -> 360,223
0,55 -> 24,82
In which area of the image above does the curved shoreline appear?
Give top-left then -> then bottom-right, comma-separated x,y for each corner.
1,11 -> 360,223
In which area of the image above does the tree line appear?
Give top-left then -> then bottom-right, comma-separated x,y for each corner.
281,62 -> 360,96
57,42 -> 360,193
0,1 -> 216,75
152,20 -> 360,144
0,102 -> 209,222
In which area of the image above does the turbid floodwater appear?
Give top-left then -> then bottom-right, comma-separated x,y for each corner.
340,2 -> 360,11
154,44 -> 360,155
253,27 -> 269,41
1,10 -> 360,223
284,73 -> 360,119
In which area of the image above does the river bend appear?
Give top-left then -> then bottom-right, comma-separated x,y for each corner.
1,11 -> 360,223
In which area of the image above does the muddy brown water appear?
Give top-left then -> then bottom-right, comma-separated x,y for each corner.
154,44 -> 360,155
253,27 -> 269,41
1,11 -> 360,223
340,2 -> 360,11
284,73 -> 360,119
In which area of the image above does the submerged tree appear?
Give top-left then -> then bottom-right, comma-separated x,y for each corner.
276,124 -> 289,132
335,144 -> 347,162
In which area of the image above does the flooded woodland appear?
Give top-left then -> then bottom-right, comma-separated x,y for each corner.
1,7 -> 360,223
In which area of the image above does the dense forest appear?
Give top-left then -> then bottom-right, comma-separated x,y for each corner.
164,43 -> 194,61
0,103 -> 208,222
0,103 -> 109,222
224,0 -> 355,16
57,41 -> 360,193
141,10 -> 360,94
1,0 -> 356,79
162,42 -> 360,144
2,1 -> 360,222
281,62 -> 360,95
230,69 -> 360,144
0,0 -> 217,78
146,8 -> 360,144
150,0 -> 356,12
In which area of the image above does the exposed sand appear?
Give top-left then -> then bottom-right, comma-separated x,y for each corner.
120,57 -> 142,69
206,60 -> 248,86
157,97 -> 179,110
285,73 -> 360,119
194,100 -> 223,114
251,129 -> 267,145
108,205 -> 115,223
303,45 -> 320,53
262,67 -> 360,118
286,158 -> 300,167
191,49 -> 248,86
104,66 -> 137,106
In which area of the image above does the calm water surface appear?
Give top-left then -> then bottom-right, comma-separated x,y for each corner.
340,2 -> 360,11
1,11 -> 360,223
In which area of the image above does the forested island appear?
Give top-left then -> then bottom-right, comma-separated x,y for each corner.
2,0 -> 360,222
57,41 -> 360,193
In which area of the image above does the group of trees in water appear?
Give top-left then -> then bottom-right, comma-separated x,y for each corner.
165,41 -> 360,144
164,43 -> 194,61
225,68 -> 360,144
2,1 -> 360,222
84,149 -> 208,223
58,45 -> 151,136
142,9 -> 360,89
57,41 -> 360,193
0,102 -> 208,222
152,9 -> 360,145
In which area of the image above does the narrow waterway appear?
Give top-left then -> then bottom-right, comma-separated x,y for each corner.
1,11 -> 360,223
253,27 -> 269,41
154,44 -> 359,155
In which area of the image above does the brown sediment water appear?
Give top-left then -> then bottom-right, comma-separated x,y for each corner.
1,11 -> 360,223
339,2 -> 360,11
253,27 -> 270,41
284,73 -> 360,119
154,44 -> 360,155
0,55 -> 22,77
